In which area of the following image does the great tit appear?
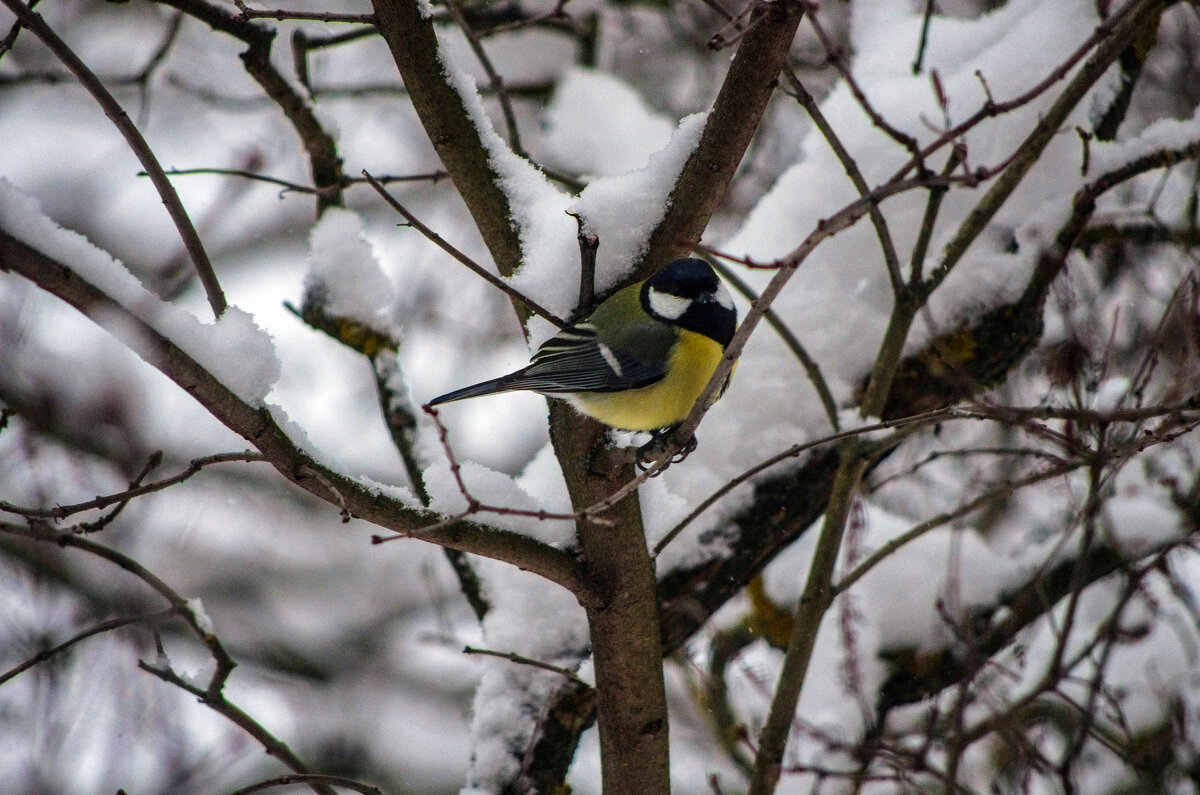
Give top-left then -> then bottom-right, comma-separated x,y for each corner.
428,257 -> 738,432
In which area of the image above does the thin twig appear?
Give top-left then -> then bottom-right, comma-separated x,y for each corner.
298,465 -> 351,522
463,645 -> 588,685
835,460 -> 1081,596
472,0 -> 572,37
571,211 -> 598,317
1,230 -> 585,596
957,396 -> 1200,426
232,1 -> 375,24
154,167 -> 448,196
0,518 -> 332,794
130,9 -> 183,125
652,409 -> 951,557
374,407 -> 607,543
0,608 -> 177,686
912,0 -> 936,75
703,253 -> 840,433
0,522 -> 230,662
807,9 -> 923,166
781,65 -> 905,294
160,0 -> 349,211
0,0 -> 35,59
228,774 -> 384,795
924,0 -> 1168,287
0,451 -> 264,521
647,172 -> 950,471
908,144 -> 966,284
747,448 -> 871,795
75,451 -> 163,534
137,660 -> 334,795
292,25 -> 377,51
444,0 -> 525,157
292,25 -> 377,91
362,170 -> 566,328
867,445 -> 1069,492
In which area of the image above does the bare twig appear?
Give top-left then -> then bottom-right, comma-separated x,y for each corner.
705,255 -> 840,431
0,0 -> 33,58
0,451 -> 264,521
362,170 -> 566,328
228,774 -> 384,795
807,9 -> 923,166
571,211 -> 599,317
155,166 -> 448,196
158,0 -> 348,212
444,0 -> 525,157
836,460 -> 1081,596
0,522 -> 229,659
652,408 -> 952,557
138,659 -> 335,795
930,0 -> 1168,285
371,0 -> 525,275
0,519 -> 333,793
232,1 -> 375,24
371,407 -> 602,541
649,173 -> 954,471
463,644 -> 588,685
75,449 -> 163,534
890,0 -> 1145,190
0,519 -> 334,794
908,144 -> 966,284
747,450 -> 871,795
472,0 -> 572,37
781,65 -> 904,294
912,0 -> 936,75
0,608 -> 177,686
638,0 -> 806,275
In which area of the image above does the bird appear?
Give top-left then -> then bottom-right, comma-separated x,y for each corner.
427,257 -> 738,436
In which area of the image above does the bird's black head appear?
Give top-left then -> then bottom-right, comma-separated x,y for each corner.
641,258 -> 737,346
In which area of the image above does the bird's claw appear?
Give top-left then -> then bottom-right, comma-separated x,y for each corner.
635,430 -> 697,474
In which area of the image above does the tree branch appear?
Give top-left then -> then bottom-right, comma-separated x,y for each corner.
0,230 -> 586,599
547,400 -> 670,794
930,0 -> 1168,287
155,0 -> 347,214
370,0 -> 524,279
637,0 -> 806,277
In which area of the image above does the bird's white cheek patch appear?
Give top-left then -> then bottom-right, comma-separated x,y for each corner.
647,288 -> 690,320
715,282 -> 734,311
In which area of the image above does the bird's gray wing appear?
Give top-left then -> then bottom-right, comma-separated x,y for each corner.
509,323 -> 666,394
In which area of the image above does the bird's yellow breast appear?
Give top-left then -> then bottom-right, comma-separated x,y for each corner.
567,330 -> 727,431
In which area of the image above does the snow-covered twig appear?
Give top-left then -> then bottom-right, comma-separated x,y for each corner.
0,0 -> 227,317
0,229 -> 584,595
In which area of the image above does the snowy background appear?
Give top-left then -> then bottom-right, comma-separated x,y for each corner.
2,0 -> 1200,793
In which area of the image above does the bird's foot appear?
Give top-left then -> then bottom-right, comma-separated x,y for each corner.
635,427 -> 697,474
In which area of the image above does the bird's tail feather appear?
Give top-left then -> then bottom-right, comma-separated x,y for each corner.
427,374 -> 521,407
